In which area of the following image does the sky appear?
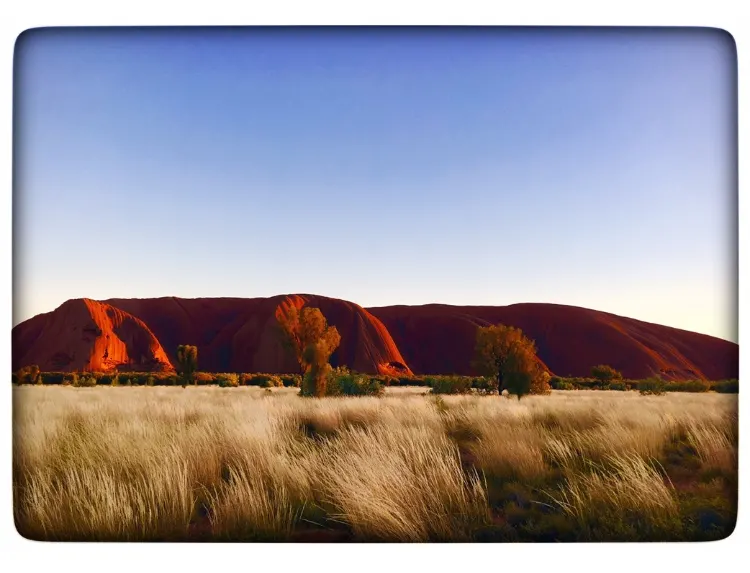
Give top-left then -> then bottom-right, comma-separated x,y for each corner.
13,27 -> 737,342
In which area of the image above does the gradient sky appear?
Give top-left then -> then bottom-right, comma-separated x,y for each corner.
13,27 -> 737,341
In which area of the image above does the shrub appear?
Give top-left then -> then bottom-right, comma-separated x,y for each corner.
548,377 -> 579,391
394,376 -> 426,387
217,373 -> 239,388
97,373 -> 114,385
666,380 -> 710,393
711,379 -> 739,394
86,372 -> 102,384
16,365 -> 40,384
261,376 -> 284,388
193,372 -> 216,385
607,382 -> 627,391
75,376 -> 97,388
242,374 -> 276,387
38,372 -> 63,385
472,376 -> 499,395
591,364 -> 623,383
326,369 -> 384,397
530,370 -> 552,396
638,377 -> 666,396
279,374 -> 301,387
124,373 -> 143,386
430,376 -> 473,395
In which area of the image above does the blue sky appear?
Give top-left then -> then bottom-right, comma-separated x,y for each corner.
13,28 -> 737,341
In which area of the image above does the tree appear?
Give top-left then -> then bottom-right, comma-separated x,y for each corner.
472,324 -> 549,400
176,345 -> 198,388
590,364 -> 622,383
276,304 -> 341,397
302,336 -> 341,397
16,365 -> 40,385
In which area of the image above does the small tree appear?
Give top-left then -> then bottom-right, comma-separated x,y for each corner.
276,304 -> 341,397
301,332 -> 342,397
472,324 -> 548,399
591,364 -> 622,383
16,365 -> 40,385
176,345 -> 198,388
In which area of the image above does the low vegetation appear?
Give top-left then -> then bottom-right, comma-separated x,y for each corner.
13,387 -> 737,542
590,364 -> 623,383
12,369 -> 738,397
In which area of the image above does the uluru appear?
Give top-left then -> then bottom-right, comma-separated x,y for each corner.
11,294 -> 739,381
11,298 -> 173,373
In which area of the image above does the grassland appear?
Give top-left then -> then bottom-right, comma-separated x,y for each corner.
13,386 -> 737,542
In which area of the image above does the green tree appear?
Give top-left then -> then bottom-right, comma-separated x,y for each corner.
176,345 -> 198,388
276,305 -> 341,397
472,324 -> 549,400
590,364 -> 622,383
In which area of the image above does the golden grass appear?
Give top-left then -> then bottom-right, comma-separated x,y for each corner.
318,425 -> 490,541
12,386 -> 738,542
687,423 -> 738,476
549,453 -> 680,536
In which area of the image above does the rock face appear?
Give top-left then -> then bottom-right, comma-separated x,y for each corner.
11,299 -> 173,373
367,303 -> 739,381
100,294 -> 411,376
12,295 -> 738,381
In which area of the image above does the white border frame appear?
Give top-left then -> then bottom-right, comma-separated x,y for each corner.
2,1 -> 746,571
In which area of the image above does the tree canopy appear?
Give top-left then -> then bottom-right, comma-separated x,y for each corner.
590,364 -> 623,382
176,344 -> 198,387
276,304 -> 341,397
472,324 -> 549,399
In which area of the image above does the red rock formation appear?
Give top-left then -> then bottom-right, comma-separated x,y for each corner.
367,303 -> 738,381
12,295 -> 738,381
11,299 -> 173,372
100,294 -> 411,376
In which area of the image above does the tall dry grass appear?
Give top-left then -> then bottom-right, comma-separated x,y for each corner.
12,386 -> 737,541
